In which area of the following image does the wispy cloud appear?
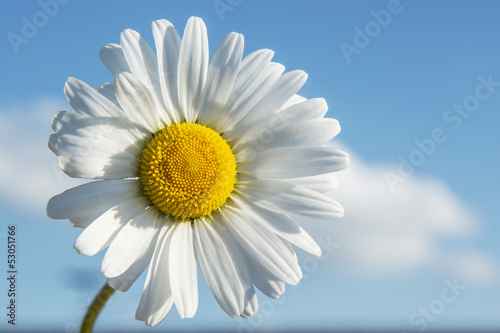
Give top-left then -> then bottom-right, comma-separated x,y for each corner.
301,143 -> 498,283
0,97 -> 84,215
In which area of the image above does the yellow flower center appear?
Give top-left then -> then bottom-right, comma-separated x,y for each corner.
140,123 -> 237,220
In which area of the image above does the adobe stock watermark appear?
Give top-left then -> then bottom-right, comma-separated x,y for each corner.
339,0 -> 411,64
213,0 -> 243,21
385,74 -> 500,192
402,278 -> 467,333
237,235 -> 340,333
7,0 -> 71,54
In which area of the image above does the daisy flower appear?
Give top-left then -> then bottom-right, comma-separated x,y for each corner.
47,17 -> 349,327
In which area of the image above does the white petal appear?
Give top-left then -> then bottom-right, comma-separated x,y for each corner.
234,197 -> 321,256
211,212 -> 258,318
99,43 -> 131,76
120,30 -> 158,82
280,94 -> 307,110
151,19 -> 182,123
238,147 -> 349,179
51,111 -> 144,148
63,78 -> 146,142
107,240 -> 155,292
230,49 -> 274,97
233,98 -> 329,148
177,17 -> 209,122
69,214 -> 103,229
217,214 -> 286,300
281,237 -> 296,256
65,77 -> 128,120
120,29 -> 167,122
49,133 -> 139,164
251,272 -> 285,299
280,238 -> 298,266
237,179 -> 344,219
198,32 -> 244,129
169,221 -> 198,318
240,289 -> 258,318
47,180 -> 141,220
288,173 -> 340,193
97,82 -> 120,107
228,70 -> 307,136
74,196 -> 150,256
219,206 -> 302,285
214,49 -> 275,132
236,118 -> 340,158
222,62 -> 284,132
193,218 -> 244,318
101,207 -> 163,278
136,219 -> 176,326
114,72 -> 162,133
57,156 -> 139,179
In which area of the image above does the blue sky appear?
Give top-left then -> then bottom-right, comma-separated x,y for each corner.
1,0 -> 499,332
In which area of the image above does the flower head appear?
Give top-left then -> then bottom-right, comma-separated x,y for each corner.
47,17 -> 349,326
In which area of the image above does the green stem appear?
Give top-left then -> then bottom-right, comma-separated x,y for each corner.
80,283 -> 116,333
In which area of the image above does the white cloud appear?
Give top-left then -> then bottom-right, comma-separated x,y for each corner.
300,144 -> 498,283
0,97 -> 84,215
